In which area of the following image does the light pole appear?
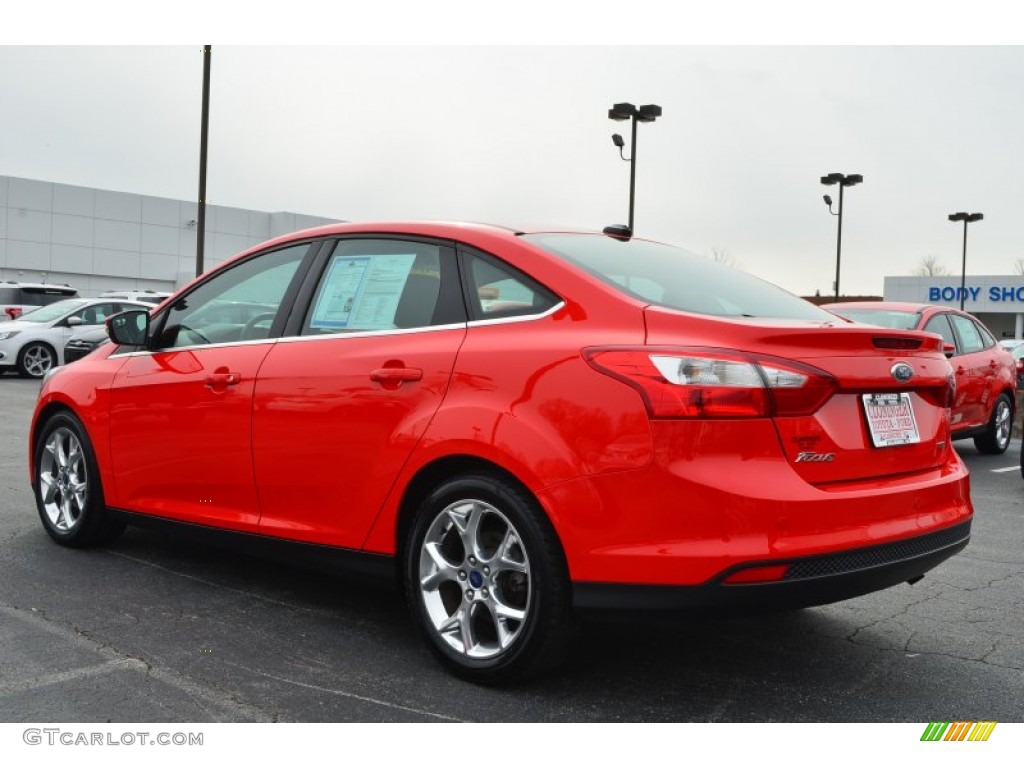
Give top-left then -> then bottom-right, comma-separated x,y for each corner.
948,212 -> 983,311
820,172 -> 863,300
196,44 -> 212,278
608,102 -> 662,233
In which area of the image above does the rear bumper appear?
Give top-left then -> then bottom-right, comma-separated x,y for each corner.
573,520 -> 970,613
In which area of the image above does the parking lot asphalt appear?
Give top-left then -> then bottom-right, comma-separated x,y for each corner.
0,373 -> 1022,722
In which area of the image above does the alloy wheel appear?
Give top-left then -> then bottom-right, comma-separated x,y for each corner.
38,427 -> 88,532
417,499 -> 532,660
995,398 -> 1012,450
22,344 -> 55,377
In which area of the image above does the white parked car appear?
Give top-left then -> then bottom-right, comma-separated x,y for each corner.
97,289 -> 172,306
0,298 -> 149,378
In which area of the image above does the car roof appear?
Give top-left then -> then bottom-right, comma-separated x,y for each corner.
0,281 -> 76,289
822,301 -> 951,313
172,221 -> 643,297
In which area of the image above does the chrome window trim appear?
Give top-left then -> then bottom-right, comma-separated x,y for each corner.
108,301 -> 564,357
466,301 -> 565,327
108,337 -> 280,358
277,321 -> 468,344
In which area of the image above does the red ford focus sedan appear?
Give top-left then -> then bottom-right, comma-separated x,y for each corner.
30,223 -> 972,682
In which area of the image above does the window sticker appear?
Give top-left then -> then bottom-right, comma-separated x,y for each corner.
310,253 -> 416,330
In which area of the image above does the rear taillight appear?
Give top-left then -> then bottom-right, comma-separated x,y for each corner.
584,347 -> 837,419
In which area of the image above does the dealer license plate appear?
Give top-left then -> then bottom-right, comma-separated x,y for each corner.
862,393 -> 920,447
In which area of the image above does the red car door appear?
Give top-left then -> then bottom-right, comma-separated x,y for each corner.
106,243 -> 311,530
251,237 -> 465,549
947,313 -> 990,429
108,345 -> 273,530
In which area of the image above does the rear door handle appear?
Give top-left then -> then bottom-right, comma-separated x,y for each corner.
205,371 -> 241,387
370,367 -> 423,383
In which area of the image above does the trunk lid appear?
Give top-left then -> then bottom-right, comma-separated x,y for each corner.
644,308 -> 954,484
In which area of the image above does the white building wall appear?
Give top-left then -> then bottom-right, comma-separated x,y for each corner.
884,275 -> 1024,340
0,175 -> 340,297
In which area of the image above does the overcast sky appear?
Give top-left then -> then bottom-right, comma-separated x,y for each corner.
2,41 -> 1022,296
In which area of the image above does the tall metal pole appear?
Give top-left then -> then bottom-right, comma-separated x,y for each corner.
628,114 -> 637,232
833,183 -> 844,301
196,44 -> 212,278
959,219 -> 968,311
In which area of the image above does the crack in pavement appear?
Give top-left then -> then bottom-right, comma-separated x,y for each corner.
221,660 -> 465,722
838,594 -> 1024,671
0,602 -> 274,722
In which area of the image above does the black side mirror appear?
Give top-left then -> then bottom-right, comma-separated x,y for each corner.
107,309 -> 150,346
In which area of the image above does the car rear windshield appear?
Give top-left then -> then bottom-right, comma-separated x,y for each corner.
831,308 -> 920,330
522,233 -> 832,320
0,286 -> 77,306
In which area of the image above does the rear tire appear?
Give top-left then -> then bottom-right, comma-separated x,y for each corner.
403,473 -> 574,684
34,411 -> 125,547
974,393 -> 1013,455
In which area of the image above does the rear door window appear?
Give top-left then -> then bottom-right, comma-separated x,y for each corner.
949,314 -> 984,354
923,313 -> 956,349
459,246 -> 559,321
301,239 -> 463,334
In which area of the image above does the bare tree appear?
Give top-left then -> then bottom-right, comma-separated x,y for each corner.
913,255 -> 949,277
710,248 -> 737,268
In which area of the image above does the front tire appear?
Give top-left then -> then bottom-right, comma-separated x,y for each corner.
18,342 -> 57,378
974,393 -> 1014,455
404,474 -> 574,684
34,411 -> 125,547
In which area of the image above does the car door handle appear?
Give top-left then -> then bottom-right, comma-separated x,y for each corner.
370,367 -> 423,383
205,371 -> 241,387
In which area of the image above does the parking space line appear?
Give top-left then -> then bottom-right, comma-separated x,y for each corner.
990,467 -> 1019,473
0,658 -> 145,696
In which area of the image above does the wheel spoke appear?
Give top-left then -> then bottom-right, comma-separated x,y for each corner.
437,606 -> 476,655
493,601 -> 526,623
460,605 -> 478,653
54,435 -> 68,468
71,482 -> 87,511
40,472 -> 58,504
494,613 -> 518,648
497,527 -> 528,573
58,495 -> 73,530
448,501 -> 484,556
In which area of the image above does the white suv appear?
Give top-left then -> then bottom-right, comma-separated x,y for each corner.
0,282 -> 79,320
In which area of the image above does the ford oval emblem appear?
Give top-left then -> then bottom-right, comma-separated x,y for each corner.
891,362 -> 914,382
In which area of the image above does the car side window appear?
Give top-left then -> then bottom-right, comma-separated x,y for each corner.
68,302 -> 120,326
949,314 -> 984,354
973,320 -> 996,349
460,247 -> 559,321
923,313 -> 956,351
155,244 -> 309,349
301,239 -> 460,334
